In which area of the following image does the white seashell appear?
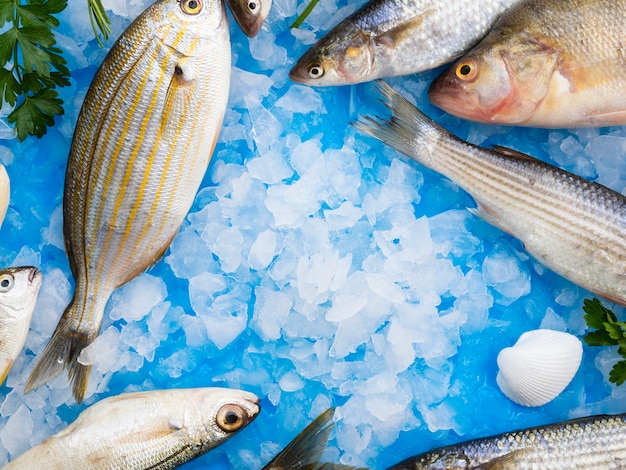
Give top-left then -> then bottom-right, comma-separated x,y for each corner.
496,329 -> 583,407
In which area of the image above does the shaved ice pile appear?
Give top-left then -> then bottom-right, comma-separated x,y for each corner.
0,0 -> 624,468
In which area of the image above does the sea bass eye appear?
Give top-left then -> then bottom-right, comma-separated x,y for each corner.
0,273 -> 14,292
308,64 -> 324,79
455,61 -> 477,81
216,404 -> 247,432
247,0 -> 258,12
180,0 -> 203,15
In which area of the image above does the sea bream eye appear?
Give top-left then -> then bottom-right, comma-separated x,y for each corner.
455,61 -> 477,81
0,273 -> 14,292
216,404 -> 247,432
180,0 -> 203,15
247,0 -> 258,12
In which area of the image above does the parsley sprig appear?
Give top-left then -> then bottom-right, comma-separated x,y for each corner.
583,297 -> 626,386
0,0 -> 70,141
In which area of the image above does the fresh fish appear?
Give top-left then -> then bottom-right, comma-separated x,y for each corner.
387,412 -> 626,468
0,164 -> 10,228
25,0 -> 231,403
5,387 -> 260,469
289,0 -> 521,86
0,266 -> 42,385
226,0 -> 271,37
429,0 -> 626,127
355,81 -> 626,306
262,407 -> 365,469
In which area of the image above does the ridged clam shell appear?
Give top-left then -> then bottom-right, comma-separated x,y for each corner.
496,329 -> 583,407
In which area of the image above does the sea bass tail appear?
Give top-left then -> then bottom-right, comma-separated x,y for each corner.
25,307 -> 96,404
353,80 -> 443,166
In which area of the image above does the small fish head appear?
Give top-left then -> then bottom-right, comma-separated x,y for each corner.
184,388 -> 260,449
227,0 -> 271,37
289,30 -> 373,86
429,33 -> 560,126
0,266 -> 42,316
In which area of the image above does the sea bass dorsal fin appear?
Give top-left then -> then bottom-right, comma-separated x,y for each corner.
490,144 -> 539,161
376,10 -> 433,48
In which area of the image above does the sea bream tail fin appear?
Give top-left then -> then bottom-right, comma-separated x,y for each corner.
352,80 -> 444,168
262,407 -> 366,470
25,302 -> 96,404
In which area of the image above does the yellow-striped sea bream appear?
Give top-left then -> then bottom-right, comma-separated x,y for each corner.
355,82 -> 626,306
388,413 -> 626,468
25,0 -> 231,403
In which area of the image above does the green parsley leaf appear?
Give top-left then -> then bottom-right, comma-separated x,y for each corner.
0,0 -> 70,141
609,360 -> 626,387
7,88 -> 64,141
583,297 -> 626,386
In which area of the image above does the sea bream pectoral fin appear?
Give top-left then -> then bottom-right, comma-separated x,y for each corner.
476,447 -> 535,469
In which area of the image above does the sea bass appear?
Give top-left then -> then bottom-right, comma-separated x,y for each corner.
25,0 -> 231,403
429,0 -> 626,127
387,413 -> 626,469
226,0 -> 271,37
5,387 -> 260,469
289,0 -> 521,86
355,82 -> 626,306
0,266 -> 42,385
262,408 -> 365,469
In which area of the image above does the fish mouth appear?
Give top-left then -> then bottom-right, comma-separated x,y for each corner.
428,80 -> 490,123
28,267 -> 42,284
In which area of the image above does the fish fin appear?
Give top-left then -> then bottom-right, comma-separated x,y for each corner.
25,306 -> 95,404
353,80 -> 441,167
376,10 -> 432,48
467,203 -> 513,236
160,61 -> 195,140
476,448 -> 534,469
262,408 -> 365,470
0,358 -> 13,385
490,145 -> 538,162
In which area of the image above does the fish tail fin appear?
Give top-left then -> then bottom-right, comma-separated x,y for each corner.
262,407 -> 367,470
352,80 -> 443,164
25,303 -> 95,404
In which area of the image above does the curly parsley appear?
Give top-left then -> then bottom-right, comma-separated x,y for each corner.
583,297 -> 626,386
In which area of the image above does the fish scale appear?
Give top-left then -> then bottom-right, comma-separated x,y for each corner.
25,0 -> 231,403
355,81 -> 626,306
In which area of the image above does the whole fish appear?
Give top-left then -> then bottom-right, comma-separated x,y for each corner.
262,407 -> 365,469
5,387 -> 260,469
387,413 -> 626,469
289,0 -> 521,86
355,81 -> 626,306
226,0 -> 271,37
429,0 -> 626,127
25,0 -> 231,403
0,266 -> 42,385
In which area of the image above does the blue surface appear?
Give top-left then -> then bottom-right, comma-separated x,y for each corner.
0,0 -> 624,468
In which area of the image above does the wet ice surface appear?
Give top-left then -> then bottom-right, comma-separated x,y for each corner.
0,0 -> 625,468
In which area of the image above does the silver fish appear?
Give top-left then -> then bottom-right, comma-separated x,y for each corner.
354,81 -> 626,306
25,0 -> 231,403
0,266 -> 42,385
226,0 -> 271,37
289,0 -> 521,86
6,387 -> 260,469
387,413 -> 626,469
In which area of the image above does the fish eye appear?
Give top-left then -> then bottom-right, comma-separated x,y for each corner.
180,0 -> 203,15
308,64 -> 324,79
455,61 -> 477,81
0,273 -> 14,292
216,404 -> 247,432
247,0 -> 258,12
